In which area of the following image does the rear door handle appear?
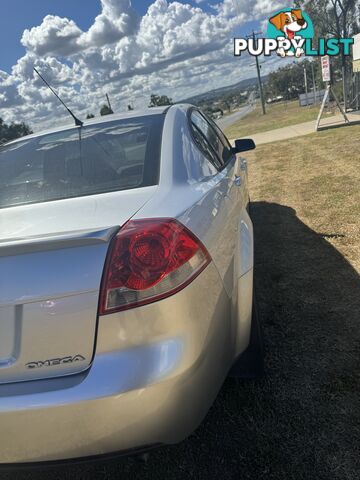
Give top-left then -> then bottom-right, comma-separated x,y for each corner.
234,175 -> 242,187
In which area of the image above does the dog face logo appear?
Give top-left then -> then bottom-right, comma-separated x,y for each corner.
270,10 -> 307,40
268,8 -> 312,58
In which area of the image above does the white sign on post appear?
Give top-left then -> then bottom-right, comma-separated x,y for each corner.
353,33 -> 360,72
353,33 -> 360,60
321,55 -> 331,83
316,54 -> 349,131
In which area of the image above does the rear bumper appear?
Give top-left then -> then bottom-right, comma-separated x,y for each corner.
0,262 -> 246,464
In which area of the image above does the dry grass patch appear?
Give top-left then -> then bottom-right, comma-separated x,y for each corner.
224,100 -> 321,139
242,124 -> 360,479
247,124 -> 360,271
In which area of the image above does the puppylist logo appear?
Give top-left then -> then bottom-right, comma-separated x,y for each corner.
234,8 -> 354,58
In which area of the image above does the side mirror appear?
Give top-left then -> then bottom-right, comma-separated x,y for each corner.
232,138 -> 256,154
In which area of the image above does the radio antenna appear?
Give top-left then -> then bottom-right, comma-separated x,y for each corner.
33,67 -> 83,127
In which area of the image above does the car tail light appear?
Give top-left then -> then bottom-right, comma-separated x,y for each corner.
99,218 -> 211,314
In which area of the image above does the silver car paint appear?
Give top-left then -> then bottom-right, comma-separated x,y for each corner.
0,104 -> 254,463
0,187 -> 158,383
0,186 -> 158,241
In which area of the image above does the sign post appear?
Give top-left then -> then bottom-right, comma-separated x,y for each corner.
321,55 -> 331,83
352,34 -> 360,111
315,56 -> 349,131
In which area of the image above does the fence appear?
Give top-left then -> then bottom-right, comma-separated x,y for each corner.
299,90 -> 326,107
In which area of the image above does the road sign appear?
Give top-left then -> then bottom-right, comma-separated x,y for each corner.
353,34 -> 360,72
321,56 -> 331,82
353,33 -> 360,60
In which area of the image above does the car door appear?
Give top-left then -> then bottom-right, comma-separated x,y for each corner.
209,116 -> 248,209
190,109 -> 242,298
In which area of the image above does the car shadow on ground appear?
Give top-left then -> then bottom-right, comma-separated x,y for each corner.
5,202 -> 360,480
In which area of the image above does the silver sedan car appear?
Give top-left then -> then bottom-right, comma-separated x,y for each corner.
0,104 -> 263,464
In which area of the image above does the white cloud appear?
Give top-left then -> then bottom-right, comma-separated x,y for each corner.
80,0 -> 138,48
1,0 -> 289,130
21,0 -> 138,57
215,0 -> 289,19
21,15 -> 84,57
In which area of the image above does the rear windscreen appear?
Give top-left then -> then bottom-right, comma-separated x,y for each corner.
0,114 -> 164,209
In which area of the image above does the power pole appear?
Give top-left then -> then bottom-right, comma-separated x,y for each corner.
106,93 -> 113,113
342,65 -> 347,112
247,31 -> 266,115
304,65 -> 309,107
311,61 -> 317,103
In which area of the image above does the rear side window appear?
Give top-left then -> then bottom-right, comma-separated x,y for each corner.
0,115 -> 164,209
204,113 -> 233,155
190,110 -> 232,169
190,111 -> 222,169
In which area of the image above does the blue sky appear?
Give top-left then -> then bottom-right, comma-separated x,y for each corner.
0,0 -> 287,129
1,1 -> 101,72
0,0 -> 252,72
1,0 -> 161,71
3,1 -> 176,71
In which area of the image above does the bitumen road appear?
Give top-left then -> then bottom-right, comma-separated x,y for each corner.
216,104 -> 254,130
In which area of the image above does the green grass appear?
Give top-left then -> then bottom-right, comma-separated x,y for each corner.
248,124 -> 360,259
224,100 -> 321,139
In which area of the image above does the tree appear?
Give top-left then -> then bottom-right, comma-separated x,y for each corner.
295,0 -> 359,39
295,0 -> 360,106
0,119 -> 32,143
100,104 -> 114,116
219,100 -> 232,113
265,59 -> 323,100
149,94 -> 173,107
86,113 -> 95,119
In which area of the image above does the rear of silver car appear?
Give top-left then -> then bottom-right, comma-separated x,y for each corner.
0,106 -> 254,463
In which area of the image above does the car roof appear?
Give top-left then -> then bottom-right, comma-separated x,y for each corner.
3,105 -> 187,146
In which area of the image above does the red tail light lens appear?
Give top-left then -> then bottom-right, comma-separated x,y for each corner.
99,219 -> 211,314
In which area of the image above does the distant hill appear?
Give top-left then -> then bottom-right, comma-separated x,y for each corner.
180,76 -> 268,104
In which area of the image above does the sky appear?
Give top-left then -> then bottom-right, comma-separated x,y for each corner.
0,0 -> 292,130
